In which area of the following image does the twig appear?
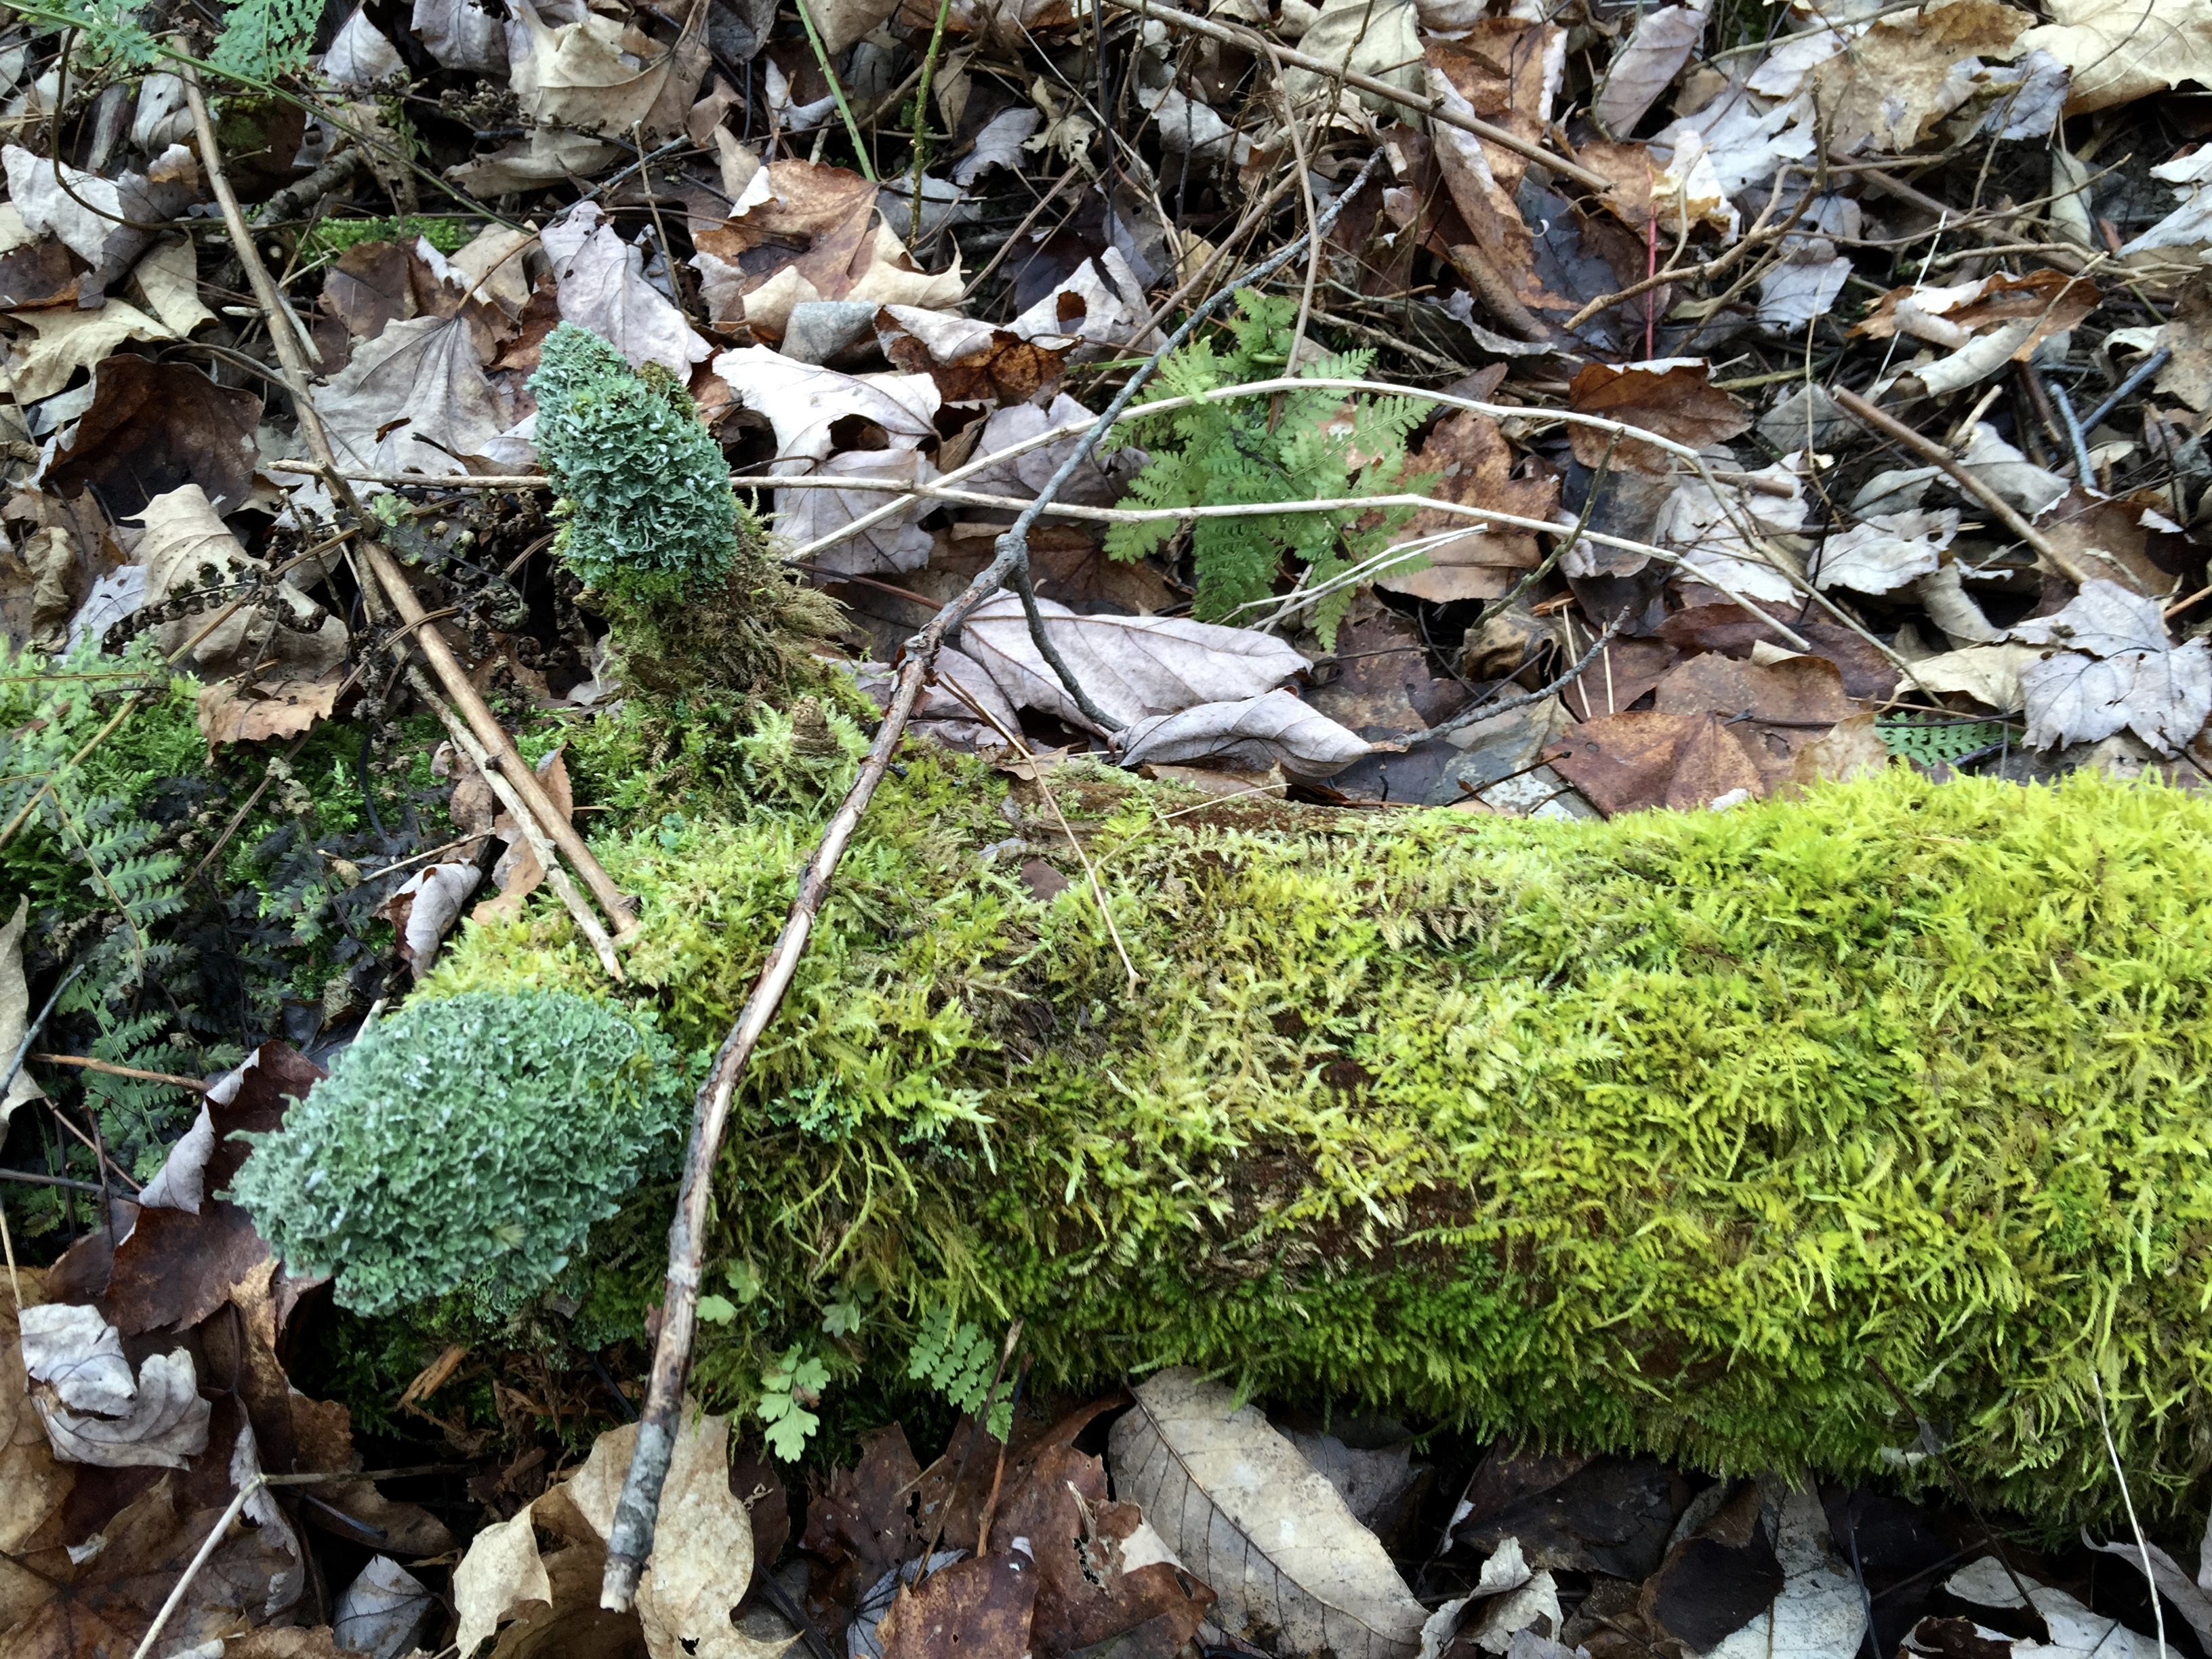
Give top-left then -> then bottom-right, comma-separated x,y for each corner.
2079,347 -> 2172,436
182,64 -> 638,946
407,672 -> 626,982
32,1054 -> 209,1093
1562,167 -> 1812,331
0,1167 -> 102,1194
794,0 -> 877,181
1261,41 -> 1324,367
251,146 -> 363,227
601,157 -> 1387,1609
907,0 -> 959,254
2047,376 -> 2097,483
130,1477 -> 267,1659
1831,388 -> 2104,590
2089,1372 -> 2168,1659
1397,615 -> 1624,745
0,965 -> 83,1119
600,656 -> 929,1609
1112,0 -> 1610,192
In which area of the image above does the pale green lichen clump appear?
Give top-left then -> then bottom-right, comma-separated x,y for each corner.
426,761 -> 2212,1525
230,989 -> 687,1315
531,323 -> 740,603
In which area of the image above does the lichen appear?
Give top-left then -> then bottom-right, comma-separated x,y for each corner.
531,323 -> 743,605
428,758 -> 2212,1525
230,989 -> 691,1316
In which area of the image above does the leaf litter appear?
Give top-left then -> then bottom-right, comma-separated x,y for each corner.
5,0 -> 2212,1645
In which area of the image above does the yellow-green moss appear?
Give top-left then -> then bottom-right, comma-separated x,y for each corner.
430,759 -> 2212,1523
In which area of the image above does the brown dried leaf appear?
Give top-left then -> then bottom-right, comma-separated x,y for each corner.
1566,361 -> 1750,475
880,1555 -> 1039,1659
1382,411 -> 1557,600
196,674 -> 342,747
1544,711 -> 1765,814
1811,0 -> 2037,151
1656,605 -> 1901,701
0,236 -> 81,310
47,355 -> 262,518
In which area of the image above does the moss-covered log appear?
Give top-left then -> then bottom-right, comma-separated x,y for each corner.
430,756 -> 2212,1523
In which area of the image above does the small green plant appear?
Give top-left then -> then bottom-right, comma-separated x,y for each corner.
759,1343 -> 830,1459
1104,291 -> 1433,647
531,324 -> 741,605
300,216 -> 475,270
210,0 -> 322,83
908,1309 -> 1012,1439
230,989 -> 689,1316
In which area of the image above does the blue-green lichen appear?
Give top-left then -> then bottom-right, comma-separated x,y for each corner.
230,989 -> 689,1315
531,323 -> 740,602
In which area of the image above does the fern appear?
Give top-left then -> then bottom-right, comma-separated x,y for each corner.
210,0 -> 321,83
1104,291 -> 1435,647
907,1308 -> 1012,1439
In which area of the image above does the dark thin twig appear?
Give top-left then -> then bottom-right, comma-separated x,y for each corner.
2080,347 -> 2173,436
0,1167 -> 103,1195
2047,376 -> 2097,482
1865,1358 -> 2051,1645
1391,616 -> 1626,745
942,149 -> 1390,733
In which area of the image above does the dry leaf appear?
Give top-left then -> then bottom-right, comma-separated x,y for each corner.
1117,691 -> 1372,778
452,1502 -> 556,1657
1900,642 -> 2036,710
1109,1368 -> 1427,1659
2015,579 -> 2212,753
713,344 -> 939,462
129,234 -> 213,335
2020,0 -> 2212,112
545,201 -> 711,371
959,592 -> 1312,735
1700,1491 -> 1863,1659
1811,0 -> 2037,150
474,748 -> 575,923
135,484 -> 347,681
1380,411 -> 1555,601
1652,463 -> 1809,605
1593,5 -> 1705,135
1952,422 -> 2066,516
0,142 -> 194,289
777,449 -> 937,575
954,108 -> 1042,186
321,5 -> 407,89
449,222 -> 539,315
19,1304 -> 211,1469
1565,359 -> 1750,474
3,298 -> 172,403
0,897 -> 47,1122
2121,146 -> 2212,254
197,675 -> 342,746
331,1557 -> 436,1659
1286,0 -> 1422,112
380,861 -> 485,979
413,0 -> 508,73
1812,510 -> 1959,595
314,312 -> 518,475
47,353 -> 263,517
1544,711 -> 1766,813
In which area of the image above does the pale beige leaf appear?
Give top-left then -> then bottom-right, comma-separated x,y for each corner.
136,484 -> 348,680
413,0 -> 508,72
0,897 -> 46,1120
1,142 -> 192,286
1902,642 -> 2039,711
1704,1490 -> 1864,1659
634,1408 -> 766,1659
777,449 -> 935,576
1108,1368 -> 1427,1659
1812,510 -> 1958,596
313,312 -> 516,476
453,1505 -> 556,1658
712,344 -> 939,462
1946,1557 -> 2159,1659
20,1305 -> 211,1470
2121,146 -> 2212,255
449,224 -> 538,314
130,234 -> 213,335
322,6 -> 407,89
1594,5 -> 1706,134
3,299 -> 171,402
548,203 -> 711,371
2020,0 -> 2212,113
960,592 -> 1312,735
333,1555 -> 436,1659
1117,691 -> 1372,779
1284,0 -> 1421,112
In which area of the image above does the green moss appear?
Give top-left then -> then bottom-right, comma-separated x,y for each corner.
430,760 -> 2212,1524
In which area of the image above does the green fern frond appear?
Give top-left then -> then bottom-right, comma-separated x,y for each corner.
211,0 -> 322,82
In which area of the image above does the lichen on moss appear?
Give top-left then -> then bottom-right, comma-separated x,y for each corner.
428,759 -> 2212,1526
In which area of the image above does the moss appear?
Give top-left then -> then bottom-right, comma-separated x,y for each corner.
430,759 -> 2212,1525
